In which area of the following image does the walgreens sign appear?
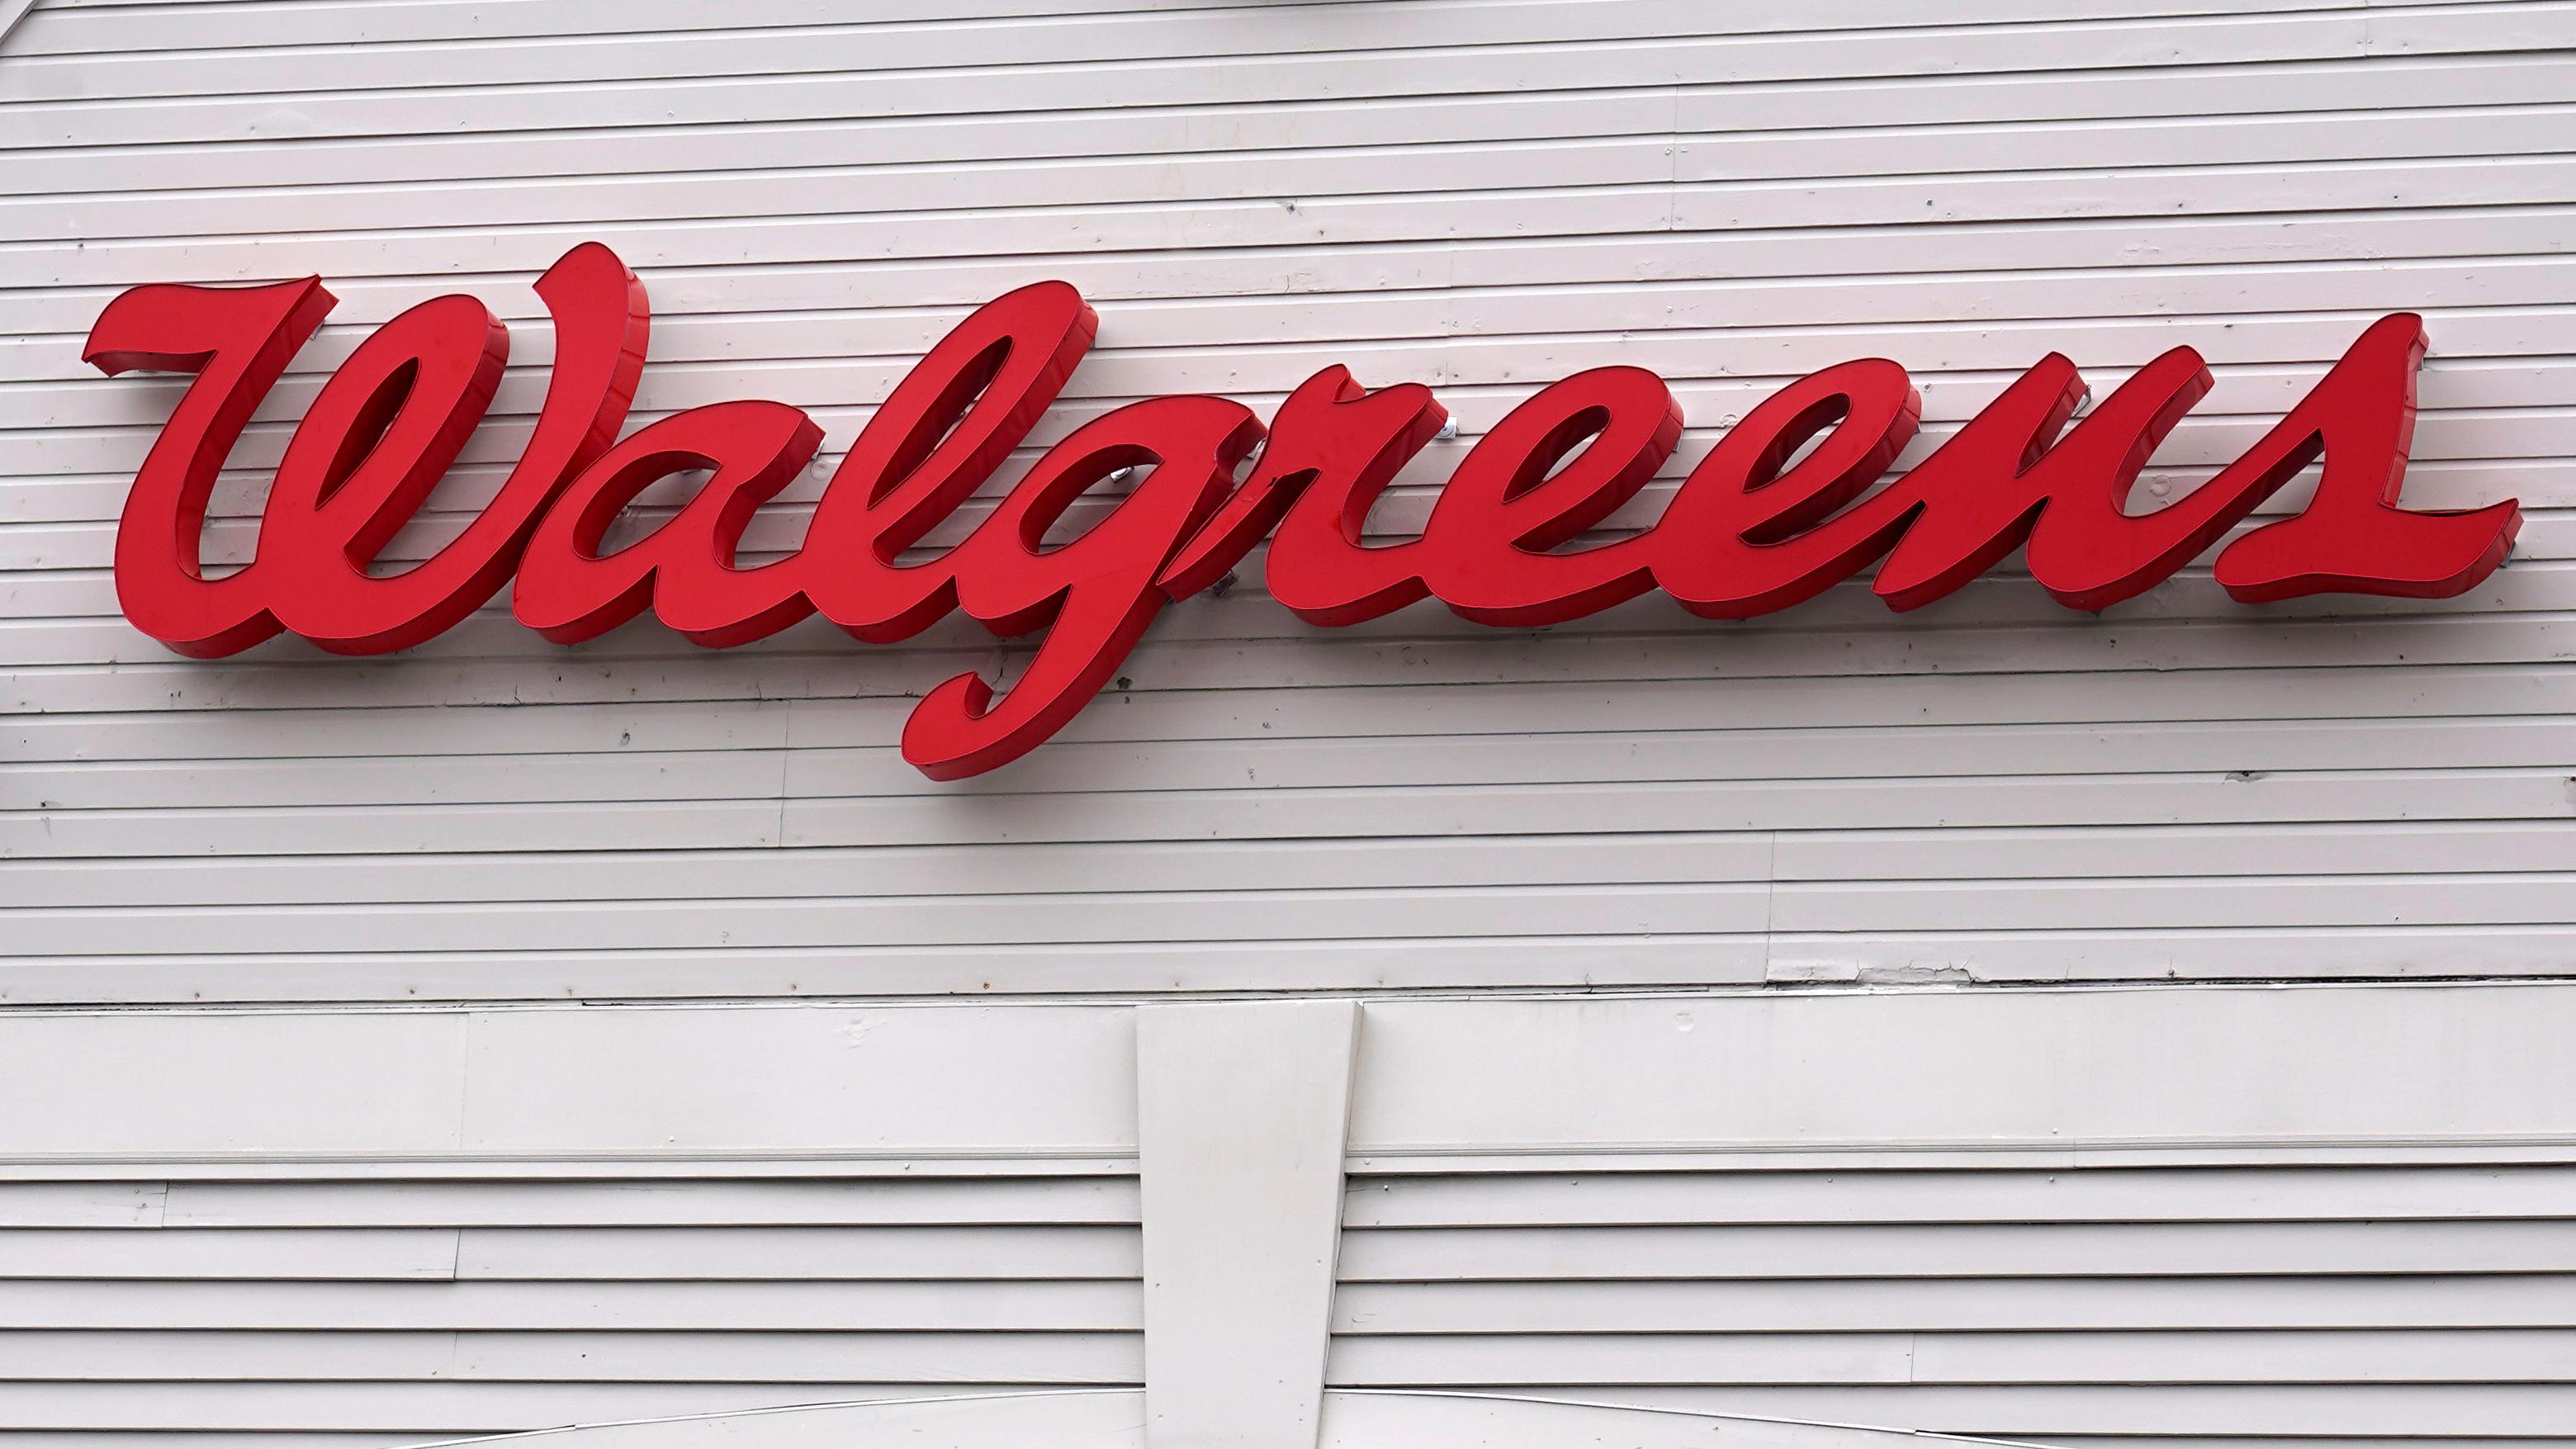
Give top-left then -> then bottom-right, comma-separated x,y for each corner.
89,244 -> 2520,779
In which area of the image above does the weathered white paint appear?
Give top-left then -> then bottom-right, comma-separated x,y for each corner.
1137,1002 -> 1357,1449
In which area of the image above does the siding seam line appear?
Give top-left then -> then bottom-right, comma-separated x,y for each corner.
775,697 -> 793,850
1762,831 -> 1778,982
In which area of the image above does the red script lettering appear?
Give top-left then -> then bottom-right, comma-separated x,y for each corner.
86,246 -> 2522,779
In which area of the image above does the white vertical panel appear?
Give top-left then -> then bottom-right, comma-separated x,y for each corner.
1138,1002 -> 1358,1449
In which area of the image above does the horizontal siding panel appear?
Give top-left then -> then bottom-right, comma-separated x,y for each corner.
1369,1384 -> 2576,1437
0,885 -> 1767,955
1335,1221 -> 2576,1281
155,1177 -> 1140,1227
1349,988 -> 2576,1153
0,1328 -> 1140,1384
0,1230 -> 460,1282
1343,1166 -> 2576,1228
8,770 -> 2567,859
1333,1329 -> 1914,1385
0,1278 -> 1145,1331
7,716 -> 2568,815
4,652 -> 2565,773
1775,820 -> 2576,883
0,836 -> 1762,910
5,814 -> 2567,908
450,1330 -> 1136,1382
0,1332 -> 452,1382
1330,1328 -> 2576,1385
1909,1329 -> 2576,1385
0,1187 -> 163,1229
0,1381 -> 1049,1433
1331,1274 -> 2576,1333
455,1225 -> 1139,1280
1767,876 -> 2576,933
0,1006 -> 1136,1163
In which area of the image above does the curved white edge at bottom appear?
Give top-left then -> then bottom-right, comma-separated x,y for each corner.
402,1388 -> 2045,1449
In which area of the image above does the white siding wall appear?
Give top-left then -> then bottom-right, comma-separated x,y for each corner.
0,1174 -> 1146,1435
2,985 -> 2574,1449
3,4 -> 2575,1449
0,1002 -> 1148,1448
4,0 -> 2574,1002
1333,985 -> 2576,1449
1335,1159 -> 2576,1438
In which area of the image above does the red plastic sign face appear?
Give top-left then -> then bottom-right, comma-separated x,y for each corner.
87,245 -> 2522,780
